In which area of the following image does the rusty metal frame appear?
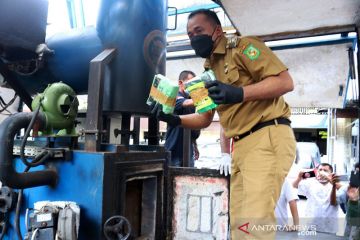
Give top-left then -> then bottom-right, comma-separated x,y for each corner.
84,48 -> 116,151
182,129 -> 191,167
147,116 -> 160,145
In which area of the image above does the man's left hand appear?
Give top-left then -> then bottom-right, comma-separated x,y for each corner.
150,103 -> 181,127
205,80 -> 244,104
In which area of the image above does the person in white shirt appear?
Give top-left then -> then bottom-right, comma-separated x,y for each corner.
275,178 -> 299,230
292,163 -> 341,234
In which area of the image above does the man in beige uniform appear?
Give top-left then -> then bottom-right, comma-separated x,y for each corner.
155,9 -> 296,239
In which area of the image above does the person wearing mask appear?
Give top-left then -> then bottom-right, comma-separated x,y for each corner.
164,70 -> 200,167
153,9 -> 296,239
292,163 -> 342,234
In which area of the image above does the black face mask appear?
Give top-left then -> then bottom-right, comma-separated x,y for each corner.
190,34 -> 214,58
190,28 -> 217,58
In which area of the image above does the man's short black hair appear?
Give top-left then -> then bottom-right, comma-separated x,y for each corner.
178,70 -> 195,81
188,9 -> 221,26
318,163 -> 333,173
355,162 -> 359,170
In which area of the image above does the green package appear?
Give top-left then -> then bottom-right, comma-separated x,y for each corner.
185,70 -> 217,113
147,74 -> 179,114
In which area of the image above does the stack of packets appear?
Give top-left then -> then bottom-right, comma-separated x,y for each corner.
185,69 -> 217,113
147,74 -> 179,114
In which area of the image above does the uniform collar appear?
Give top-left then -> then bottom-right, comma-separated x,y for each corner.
212,35 -> 227,55
204,35 -> 227,69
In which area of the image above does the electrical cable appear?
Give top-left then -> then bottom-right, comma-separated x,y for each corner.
30,228 -> 39,240
19,105 -> 42,167
14,189 -> 24,240
14,152 -> 52,240
0,96 -> 7,106
15,122 -> 53,239
14,100 -> 54,239
0,213 -> 8,240
28,150 -> 53,168
0,93 -> 17,114
24,208 -> 29,233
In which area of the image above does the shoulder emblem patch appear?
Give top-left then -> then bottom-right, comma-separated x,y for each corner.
226,36 -> 240,49
243,44 -> 260,60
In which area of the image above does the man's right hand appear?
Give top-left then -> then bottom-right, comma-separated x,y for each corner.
329,173 -> 340,186
150,103 -> 181,127
297,171 -> 305,180
205,80 -> 244,105
293,171 -> 304,188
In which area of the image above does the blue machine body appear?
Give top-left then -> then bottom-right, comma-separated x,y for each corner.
9,152 -> 105,239
1,0 -> 169,238
8,148 -> 167,239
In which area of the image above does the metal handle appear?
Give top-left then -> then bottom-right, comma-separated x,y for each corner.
167,7 -> 178,31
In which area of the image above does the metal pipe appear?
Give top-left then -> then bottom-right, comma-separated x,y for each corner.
182,129 -> 191,167
327,108 -> 332,163
357,27 -> 360,168
148,117 -> 159,145
133,116 -> 140,145
120,113 -> 131,145
0,112 -> 57,189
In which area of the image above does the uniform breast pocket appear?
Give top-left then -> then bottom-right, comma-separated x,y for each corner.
225,66 -> 252,87
224,67 -> 240,86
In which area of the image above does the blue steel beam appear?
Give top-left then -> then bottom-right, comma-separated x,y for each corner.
168,4 -> 220,16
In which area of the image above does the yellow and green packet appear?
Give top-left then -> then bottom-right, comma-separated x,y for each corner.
147,74 -> 179,114
185,70 -> 217,113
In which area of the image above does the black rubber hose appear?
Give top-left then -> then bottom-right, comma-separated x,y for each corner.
0,112 -> 57,189
20,105 -> 41,167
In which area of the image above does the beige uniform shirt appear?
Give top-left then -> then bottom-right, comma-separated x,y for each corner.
204,35 -> 291,138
